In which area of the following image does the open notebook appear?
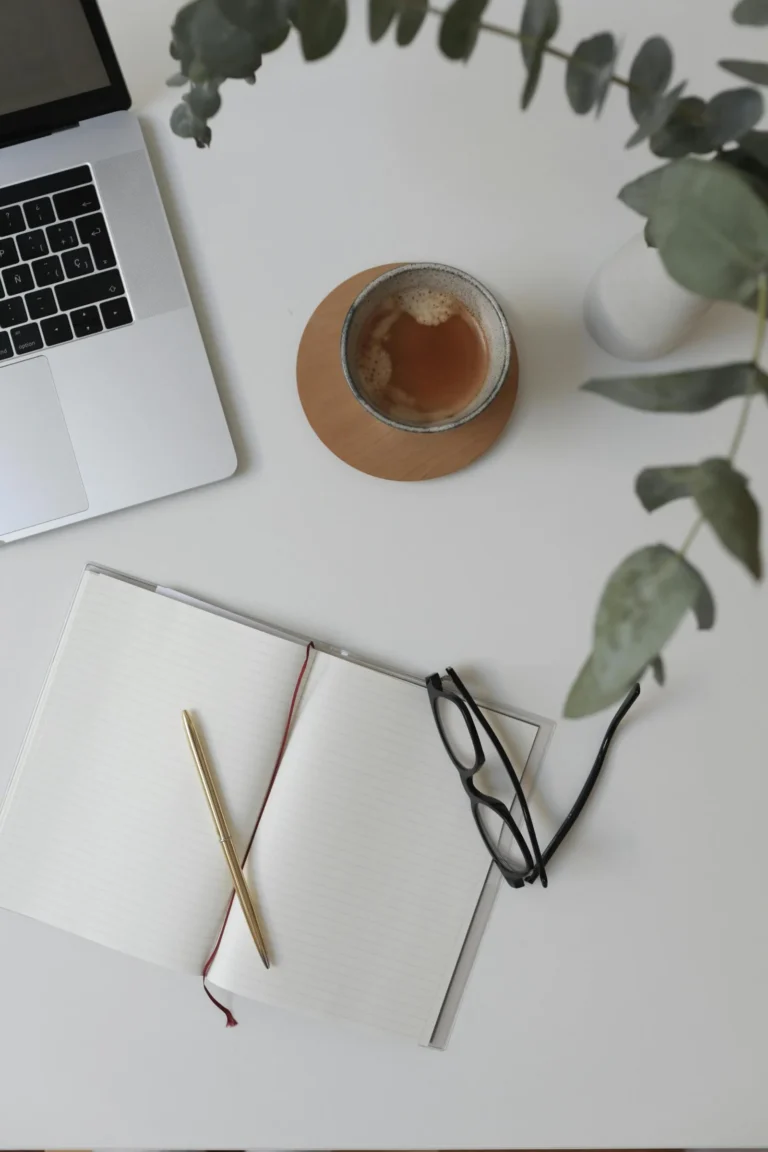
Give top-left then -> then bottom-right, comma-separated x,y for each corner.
0,566 -> 551,1047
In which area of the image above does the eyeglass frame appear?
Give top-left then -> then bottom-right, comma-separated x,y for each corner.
425,667 -> 640,889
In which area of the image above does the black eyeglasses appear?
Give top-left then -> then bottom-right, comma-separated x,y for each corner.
426,668 -> 640,889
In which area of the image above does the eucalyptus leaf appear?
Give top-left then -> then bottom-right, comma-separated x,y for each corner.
650,96 -> 712,159
171,0 -> 264,80
565,33 -> 616,115
369,0 -> 396,41
719,59 -> 768,86
740,128 -> 768,166
618,163 -> 671,217
704,87 -> 765,149
628,36 -> 673,123
396,0 -> 427,45
588,544 -> 714,699
637,459 -> 762,578
635,464 -> 696,511
733,0 -> 768,25
185,82 -> 222,118
439,0 -> 489,61
167,71 -> 189,86
170,100 -> 211,146
295,0 -> 347,60
649,655 -> 666,685
626,81 -> 686,149
519,0 -> 559,109
651,158 -> 768,304
564,654 -> 635,718
520,0 -> 559,67
582,362 -> 768,412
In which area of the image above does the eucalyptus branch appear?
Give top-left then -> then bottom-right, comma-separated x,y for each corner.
426,5 -> 632,90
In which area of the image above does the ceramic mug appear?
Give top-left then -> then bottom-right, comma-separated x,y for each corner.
340,262 -> 511,434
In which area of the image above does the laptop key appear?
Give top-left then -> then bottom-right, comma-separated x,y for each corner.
0,206 -> 25,236
90,233 -> 116,270
41,314 -> 74,347
76,212 -> 107,245
0,298 -> 27,328
0,238 -> 19,268
3,264 -> 34,296
62,247 -> 94,279
32,255 -> 64,286
23,197 -> 55,229
54,184 -> 100,219
10,322 -> 43,356
100,296 -> 133,330
0,166 -> 91,210
17,230 -> 49,261
0,331 -> 12,360
25,288 -> 57,320
56,269 -> 124,312
70,305 -> 103,338
46,221 -> 78,252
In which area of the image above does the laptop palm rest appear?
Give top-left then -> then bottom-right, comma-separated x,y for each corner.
0,357 -> 88,537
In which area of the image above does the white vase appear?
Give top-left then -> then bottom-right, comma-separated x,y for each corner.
583,232 -> 711,361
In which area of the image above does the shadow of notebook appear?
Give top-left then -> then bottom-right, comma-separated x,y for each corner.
0,568 -> 546,1046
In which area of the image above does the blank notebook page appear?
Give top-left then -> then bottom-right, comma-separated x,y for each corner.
0,572 -> 309,975
209,653 -> 510,1044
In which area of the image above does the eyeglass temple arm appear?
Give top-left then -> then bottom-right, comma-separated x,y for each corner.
539,681 -> 641,870
446,667 -> 548,882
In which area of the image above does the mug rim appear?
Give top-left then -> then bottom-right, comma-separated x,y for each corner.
340,262 -> 512,434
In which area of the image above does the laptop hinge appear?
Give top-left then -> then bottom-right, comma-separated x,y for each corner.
0,122 -> 80,151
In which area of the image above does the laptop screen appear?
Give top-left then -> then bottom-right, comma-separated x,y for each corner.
0,0 -> 130,142
0,0 -> 111,118
0,0 -> 109,118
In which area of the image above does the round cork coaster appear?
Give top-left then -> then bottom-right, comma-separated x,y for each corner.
297,264 -> 519,482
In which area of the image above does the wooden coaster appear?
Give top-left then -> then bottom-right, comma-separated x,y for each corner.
297,264 -> 519,481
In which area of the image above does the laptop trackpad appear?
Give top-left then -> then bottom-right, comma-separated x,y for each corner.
0,357 -> 88,537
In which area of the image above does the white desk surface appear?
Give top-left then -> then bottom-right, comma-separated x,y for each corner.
2,0 -> 767,1146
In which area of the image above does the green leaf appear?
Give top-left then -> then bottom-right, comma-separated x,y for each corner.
170,101 -> 211,146
184,81 -> 222,119
582,362 -> 768,412
591,544 -> 715,694
733,0 -> 768,24
171,0 -> 264,80
651,158 -> 768,304
628,36 -> 674,122
637,459 -> 763,579
720,59 -> 768,86
519,0 -> 559,109
565,33 -> 617,116
636,464 -> 697,511
740,128 -> 768,166
438,0 -> 489,61
649,655 -> 666,685
396,0 -> 427,45
167,71 -> 189,87
650,97 -> 712,159
564,654 -> 636,718
704,87 -> 765,148
295,0 -> 347,60
626,81 -> 687,149
618,163 -> 672,217
369,0 -> 396,41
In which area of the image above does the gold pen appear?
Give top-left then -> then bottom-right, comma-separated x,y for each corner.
182,709 -> 270,969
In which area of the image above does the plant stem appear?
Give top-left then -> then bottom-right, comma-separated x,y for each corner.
426,5 -> 632,89
728,271 -> 767,462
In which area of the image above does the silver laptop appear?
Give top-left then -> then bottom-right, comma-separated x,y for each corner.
0,0 -> 237,544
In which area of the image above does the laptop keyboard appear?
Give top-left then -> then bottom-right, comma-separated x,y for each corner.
0,164 -> 133,362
